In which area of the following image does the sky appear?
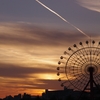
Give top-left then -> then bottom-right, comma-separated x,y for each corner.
0,0 -> 100,98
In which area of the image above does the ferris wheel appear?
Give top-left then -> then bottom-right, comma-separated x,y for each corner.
57,40 -> 100,99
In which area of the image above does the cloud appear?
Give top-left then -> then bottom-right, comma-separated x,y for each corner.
77,0 -> 100,13
0,22 -> 88,71
0,78 -> 64,91
0,22 -> 86,47
0,22 -> 99,97
0,79 -> 64,98
0,63 -> 56,78
0,22 -> 99,79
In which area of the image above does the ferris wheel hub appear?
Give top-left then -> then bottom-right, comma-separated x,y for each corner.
85,64 -> 98,75
87,67 -> 95,73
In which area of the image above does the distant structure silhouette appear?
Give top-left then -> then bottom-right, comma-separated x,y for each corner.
57,40 -> 100,100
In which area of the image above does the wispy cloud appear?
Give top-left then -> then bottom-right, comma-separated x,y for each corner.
0,63 -> 56,78
0,22 -> 84,46
0,22 -> 98,97
77,0 -> 100,13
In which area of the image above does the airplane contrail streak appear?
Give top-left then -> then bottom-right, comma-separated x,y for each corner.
36,0 -> 90,38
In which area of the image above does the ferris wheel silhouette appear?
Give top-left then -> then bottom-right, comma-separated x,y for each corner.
57,40 -> 100,100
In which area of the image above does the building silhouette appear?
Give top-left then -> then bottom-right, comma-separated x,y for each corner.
0,86 -> 100,100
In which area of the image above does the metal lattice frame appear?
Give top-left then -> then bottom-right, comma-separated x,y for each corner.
57,40 -> 100,91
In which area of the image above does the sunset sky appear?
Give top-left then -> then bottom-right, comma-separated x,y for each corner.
0,0 -> 100,98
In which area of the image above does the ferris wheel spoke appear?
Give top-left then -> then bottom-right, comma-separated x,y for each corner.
73,52 -> 88,64
94,76 -> 100,85
71,78 -> 84,90
71,75 -> 85,87
76,49 -> 89,63
94,58 -> 100,65
95,42 -> 100,55
96,51 -> 100,57
95,55 -> 100,64
95,74 -> 100,83
91,49 -> 99,65
92,54 -> 99,63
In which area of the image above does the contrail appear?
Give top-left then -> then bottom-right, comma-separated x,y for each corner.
36,0 -> 90,38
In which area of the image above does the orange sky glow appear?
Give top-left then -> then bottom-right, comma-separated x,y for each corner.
0,0 -> 100,98
0,22 -> 69,98
0,22 -> 99,98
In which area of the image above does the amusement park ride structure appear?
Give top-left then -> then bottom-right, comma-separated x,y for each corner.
57,40 -> 100,100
